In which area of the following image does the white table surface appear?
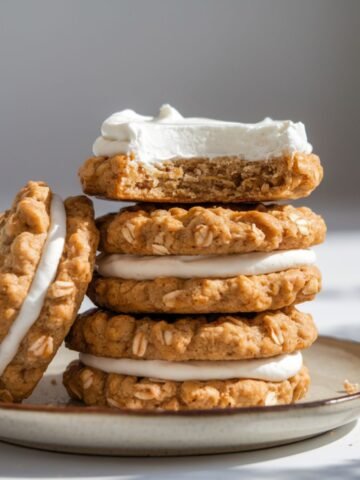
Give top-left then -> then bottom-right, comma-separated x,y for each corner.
1,231 -> 360,480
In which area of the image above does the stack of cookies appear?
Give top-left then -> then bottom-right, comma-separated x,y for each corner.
64,105 -> 326,411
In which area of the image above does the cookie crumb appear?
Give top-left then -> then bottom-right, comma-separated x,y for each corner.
344,379 -> 359,395
51,379 -> 57,386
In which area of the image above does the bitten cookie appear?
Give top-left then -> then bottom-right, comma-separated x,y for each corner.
66,307 -> 318,361
79,105 -> 323,203
63,362 -> 310,411
97,203 -> 326,256
79,153 -> 323,204
0,181 -> 99,402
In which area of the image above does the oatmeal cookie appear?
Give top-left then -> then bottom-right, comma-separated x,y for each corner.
78,153 -> 323,203
97,203 -> 326,255
88,266 -> 321,314
0,189 -> 99,402
0,181 -> 52,343
66,307 -> 317,361
63,362 -> 310,410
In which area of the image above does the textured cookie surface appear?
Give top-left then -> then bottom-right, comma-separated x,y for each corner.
97,203 -> 326,255
0,195 -> 99,402
66,307 -> 317,361
78,152 -> 323,203
88,266 -> 321,314
0,181 -> 52,344
63,362 -> 310,410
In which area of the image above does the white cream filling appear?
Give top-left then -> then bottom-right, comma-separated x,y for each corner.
92,104 -> 312,163
96,249 -> 316,281
79,352 -> 303,382
0,195 -> 66,376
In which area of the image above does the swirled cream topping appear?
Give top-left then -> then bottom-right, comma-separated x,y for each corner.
92,104 -> 312,163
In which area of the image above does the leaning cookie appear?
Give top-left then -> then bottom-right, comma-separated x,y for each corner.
97,203 -> 326,256
66,307 -> 317,361
0,181 -> 52,342
88,262 -> 321,314
0,181 -> 99,402
79,105 -> 323,203
63,361 -> 310,410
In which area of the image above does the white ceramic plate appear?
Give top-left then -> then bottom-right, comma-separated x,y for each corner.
0,336 -> 359,456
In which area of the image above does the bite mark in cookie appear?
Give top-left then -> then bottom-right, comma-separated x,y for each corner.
79,105 -> 323,202
79,153 -> 323,203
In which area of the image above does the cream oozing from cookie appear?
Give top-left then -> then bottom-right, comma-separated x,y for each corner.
0,195 -> 66,375
96,249 -> 316,280
79,351 -> 303,382
92,104 -> 312,163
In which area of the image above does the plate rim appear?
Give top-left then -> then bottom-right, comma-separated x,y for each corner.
1,335 -> 359,417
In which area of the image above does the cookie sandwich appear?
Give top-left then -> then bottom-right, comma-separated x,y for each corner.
88,203 -> 325,314
65,307 -> 315,410
0,181 -> 98,402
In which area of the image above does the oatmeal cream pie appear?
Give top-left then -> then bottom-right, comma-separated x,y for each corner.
0,181 -> 99,402
97,203 -> 326,256
88,249 -> 321,314
63,350 -> 310,410
79,104 -> 323,203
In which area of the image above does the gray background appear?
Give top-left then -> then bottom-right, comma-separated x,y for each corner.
0,0 -> 359,229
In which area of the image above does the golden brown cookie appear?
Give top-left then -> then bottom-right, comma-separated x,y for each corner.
0,182 -> 99,402
97,203 -> 326,255
88,266 -> 321,314
78,152 -> 323,203
0,181 -> 52,344
66,307 -> 317,361
63,361 -> 310,410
